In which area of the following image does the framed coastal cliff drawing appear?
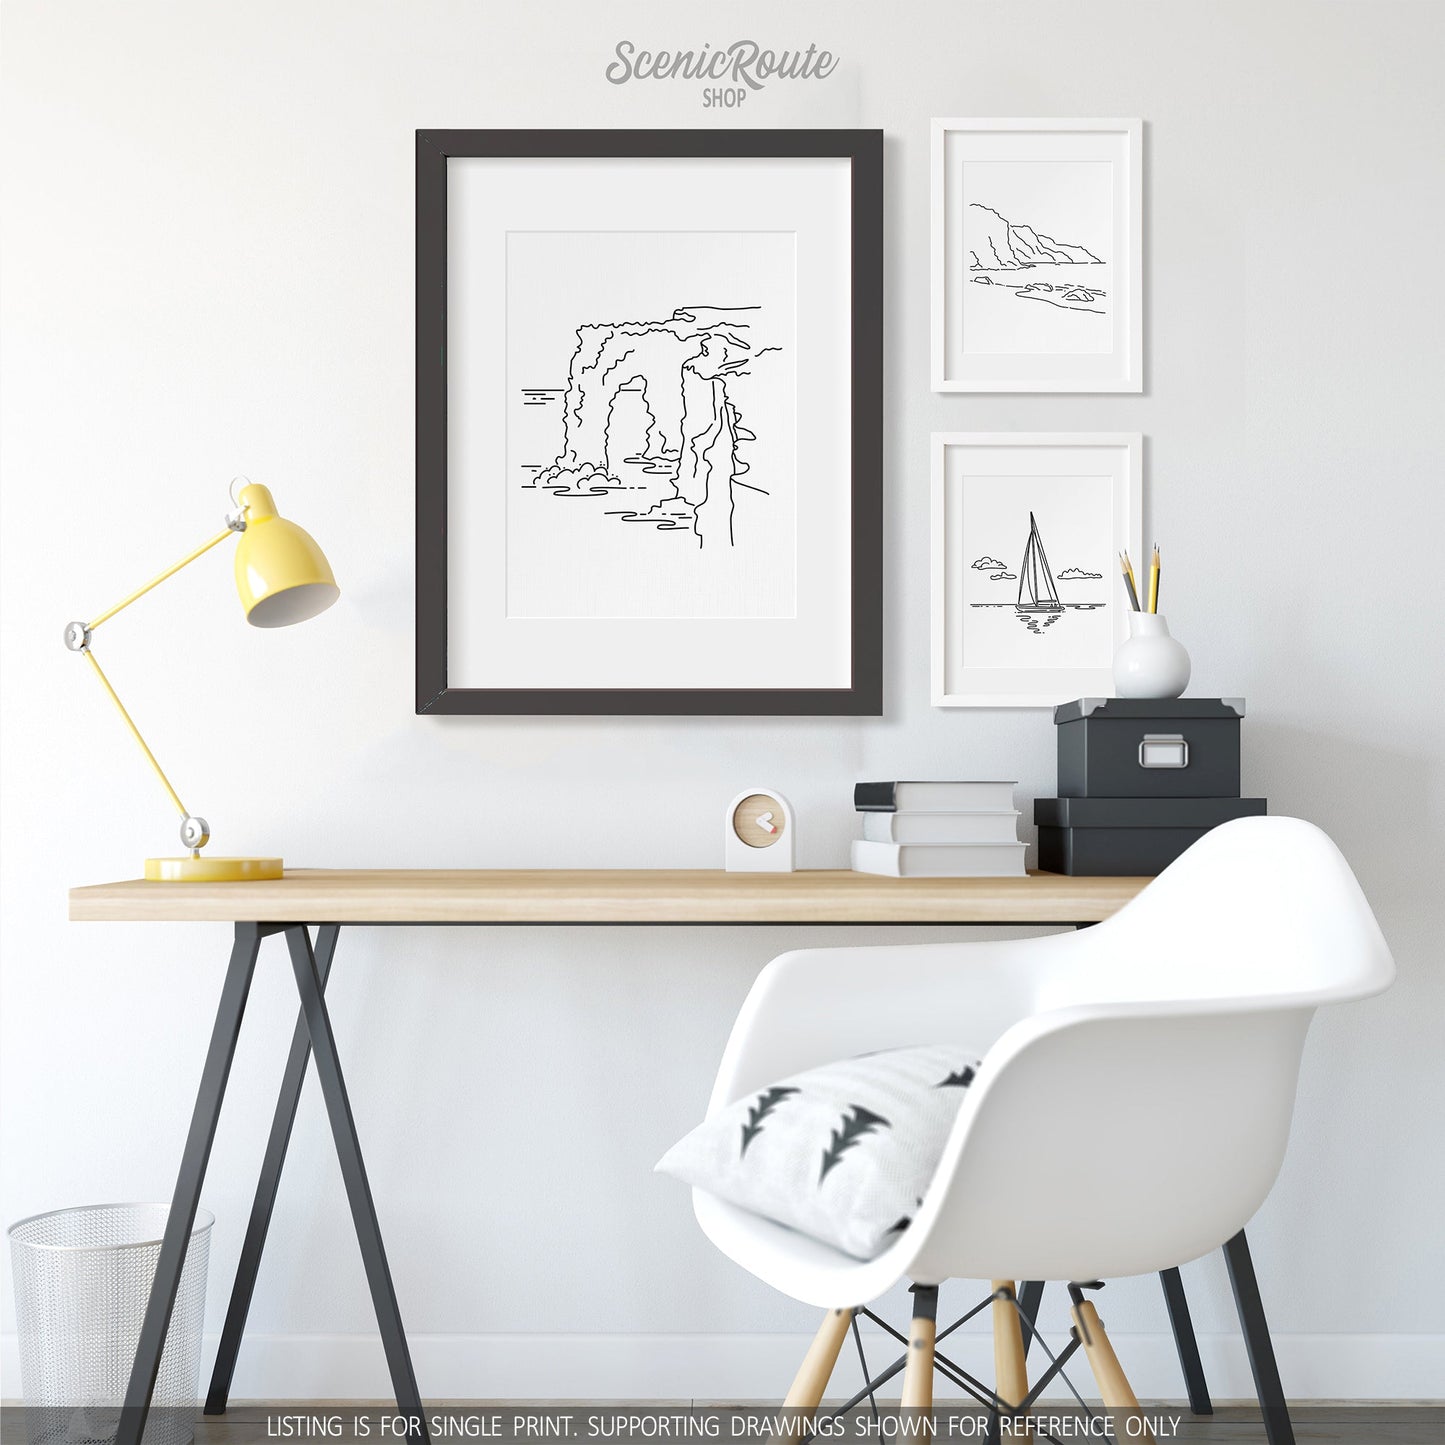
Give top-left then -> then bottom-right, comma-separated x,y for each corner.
932,434 -> 1142,707
931,119 -> 1143,392
415,130 -> 882,715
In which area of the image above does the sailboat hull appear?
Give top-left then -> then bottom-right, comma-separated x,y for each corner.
1016,602 -> 1064,614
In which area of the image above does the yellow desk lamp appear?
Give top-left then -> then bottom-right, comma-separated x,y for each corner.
65,479 -> 338,882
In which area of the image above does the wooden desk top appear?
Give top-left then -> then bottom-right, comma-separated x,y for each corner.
69,869 -> 1148,925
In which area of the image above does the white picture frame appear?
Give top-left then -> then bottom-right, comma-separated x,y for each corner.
931,118 -> 1143,393
931,433 -> 1143,708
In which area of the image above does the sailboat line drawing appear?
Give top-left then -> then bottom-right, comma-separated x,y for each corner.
1017,511 -> 1063,614
967,511 -> 1106,638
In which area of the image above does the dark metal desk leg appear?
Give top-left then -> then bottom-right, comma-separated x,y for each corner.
1223,1229 -> 1295,1445
117,923 -> 263,1445
205,925 -> 341,1415
1159,1267 -> 1212,1415
286,926 -> 428,1443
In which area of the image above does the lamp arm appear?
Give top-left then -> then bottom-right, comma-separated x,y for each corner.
65,519 -> 243,855
87,524 -> 238,631
81,648 -> 191,821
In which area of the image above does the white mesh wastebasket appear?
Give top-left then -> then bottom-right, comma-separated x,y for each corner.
8,1204 -> 213,1445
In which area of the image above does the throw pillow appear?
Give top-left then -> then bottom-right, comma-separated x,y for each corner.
655,1044 -> 982,1260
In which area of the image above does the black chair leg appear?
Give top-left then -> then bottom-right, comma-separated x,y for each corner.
1018,1280 -> 1046,1362
1223,1229 -> 1295,1445
1159,1267 -> 1213,1415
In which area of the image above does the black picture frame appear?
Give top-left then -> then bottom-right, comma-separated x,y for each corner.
415,129 -> 883,716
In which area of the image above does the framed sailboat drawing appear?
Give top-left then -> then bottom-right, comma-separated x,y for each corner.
931,433 -> 1142,707
931,119 -> 1143,392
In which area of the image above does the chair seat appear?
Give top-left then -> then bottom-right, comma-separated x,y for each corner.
693,1188 -> 921,1309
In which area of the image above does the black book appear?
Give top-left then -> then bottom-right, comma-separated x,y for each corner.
854,781 -> 1016,813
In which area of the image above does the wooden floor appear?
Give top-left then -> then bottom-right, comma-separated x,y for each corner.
181,1403 -> 1443,1444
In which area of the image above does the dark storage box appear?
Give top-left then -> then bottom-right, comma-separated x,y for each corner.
1054,697 -> 1245,798
1035,796 -> 1268,876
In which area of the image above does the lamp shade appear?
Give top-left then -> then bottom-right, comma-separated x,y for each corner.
233,484 -> 340,627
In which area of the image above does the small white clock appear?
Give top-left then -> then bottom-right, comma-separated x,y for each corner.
724,789 -> 796,872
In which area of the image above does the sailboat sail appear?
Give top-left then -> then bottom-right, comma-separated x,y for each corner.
1017,512 -> 1063,612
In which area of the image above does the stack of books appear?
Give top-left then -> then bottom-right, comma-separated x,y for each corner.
851,781 -> 1025,877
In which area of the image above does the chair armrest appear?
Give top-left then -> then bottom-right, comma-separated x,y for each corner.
706,935 -> 1068,1115
901,1002 -> 1314,1283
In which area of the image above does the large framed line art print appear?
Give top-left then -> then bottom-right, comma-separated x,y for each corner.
416,130 -> 883,715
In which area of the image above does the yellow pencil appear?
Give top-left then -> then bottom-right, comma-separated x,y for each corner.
1147,544 -> 1161,613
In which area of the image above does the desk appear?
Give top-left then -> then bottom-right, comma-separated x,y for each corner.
73,868 -> 1217,1445
69,868 -> 1146,926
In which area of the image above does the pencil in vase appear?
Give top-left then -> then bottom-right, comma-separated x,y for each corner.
1119,552 -> 1141,611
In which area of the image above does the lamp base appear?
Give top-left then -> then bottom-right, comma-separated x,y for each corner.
145,855 -> 284,882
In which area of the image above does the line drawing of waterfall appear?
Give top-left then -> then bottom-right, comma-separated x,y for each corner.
523,305 -> 782,550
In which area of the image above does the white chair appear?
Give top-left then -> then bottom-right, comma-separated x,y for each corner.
691,817 -> 1393,1436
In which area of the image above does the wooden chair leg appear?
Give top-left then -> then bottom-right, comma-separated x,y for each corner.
784,1306 -> 856,1415
900,1284 -> 939,1421
1070,1295 -> 1154,1444
992,1280 -> 1030,1433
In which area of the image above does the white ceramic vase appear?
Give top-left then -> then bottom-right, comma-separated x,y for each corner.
1113,613 -> 1191,698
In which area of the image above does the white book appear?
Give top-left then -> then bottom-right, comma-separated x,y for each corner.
862,810 -> 1021,845
854,780 -> 1016,813
851,839 -> 1027,878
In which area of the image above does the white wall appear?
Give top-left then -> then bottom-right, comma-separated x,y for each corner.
2,0 -> 1442,1404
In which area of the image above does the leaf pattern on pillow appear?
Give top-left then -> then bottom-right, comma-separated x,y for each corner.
935,1065 -> 976,1088
886,1197 -> 926,1237
739,1085 -> 800,1157
819,1105 -> 891,1183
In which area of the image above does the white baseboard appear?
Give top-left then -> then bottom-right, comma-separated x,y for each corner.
3,1332 -> 1443,1402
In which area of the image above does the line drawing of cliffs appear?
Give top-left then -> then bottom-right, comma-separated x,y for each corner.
964,202 -> 1107,316
526,305 -> 782,550
966,203 -> 1101,269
